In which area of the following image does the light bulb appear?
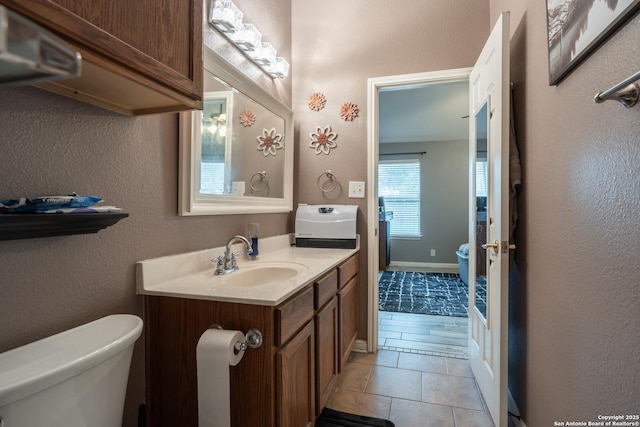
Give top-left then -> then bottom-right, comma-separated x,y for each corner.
209,1 -> 243,33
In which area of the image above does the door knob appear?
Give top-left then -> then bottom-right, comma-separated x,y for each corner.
482,240 -> 517,254
481,240 -> 500,254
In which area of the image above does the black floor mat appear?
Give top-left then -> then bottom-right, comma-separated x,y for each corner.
315,407 -> 395,427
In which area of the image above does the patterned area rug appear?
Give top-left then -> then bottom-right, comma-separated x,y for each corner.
378,271 -> 487,317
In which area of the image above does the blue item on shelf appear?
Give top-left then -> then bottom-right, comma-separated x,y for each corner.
0,194 -> 103,213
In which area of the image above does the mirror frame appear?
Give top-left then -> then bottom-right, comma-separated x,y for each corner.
179,47 -> 294,215
472,94 -> 490,325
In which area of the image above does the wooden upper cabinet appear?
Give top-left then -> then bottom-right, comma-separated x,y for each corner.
0,0 -> 203,115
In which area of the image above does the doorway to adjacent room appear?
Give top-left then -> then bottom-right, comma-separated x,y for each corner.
372,70 -> 472,359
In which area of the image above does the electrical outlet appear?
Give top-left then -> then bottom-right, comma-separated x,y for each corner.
430,249 -> 436,256
348,181 -> 365,198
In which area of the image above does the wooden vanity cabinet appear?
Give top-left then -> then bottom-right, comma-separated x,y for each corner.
275,287 -> 316,427
0,0 -> 203,115
338,254 -> 359,371
143,252 -> 359,427
314,270 -> 339,413
144,296 -> 278,427
276,321 -> 315,427
312,253 -> 360,410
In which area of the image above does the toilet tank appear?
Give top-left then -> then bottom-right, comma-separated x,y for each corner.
0,314 -> 143,427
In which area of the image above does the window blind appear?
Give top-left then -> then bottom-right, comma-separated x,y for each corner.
378,159 -> 421,237
200,161 -> 225,194
475,160 -> 487,197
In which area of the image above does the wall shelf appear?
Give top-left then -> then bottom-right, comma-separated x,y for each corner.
0,212 -> 129,241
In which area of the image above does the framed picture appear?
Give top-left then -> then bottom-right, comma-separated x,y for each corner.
547,0 -> 640,85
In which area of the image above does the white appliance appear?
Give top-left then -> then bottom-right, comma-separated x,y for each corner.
295,204 -> 357,249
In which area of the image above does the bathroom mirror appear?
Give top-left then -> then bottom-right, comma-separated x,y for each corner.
474,97 -> 489,322
179,47 -> 294,215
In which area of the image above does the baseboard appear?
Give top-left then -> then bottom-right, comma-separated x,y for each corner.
352,339 -> 368,353
388,261 -> 459,271
508,389 -> 527,427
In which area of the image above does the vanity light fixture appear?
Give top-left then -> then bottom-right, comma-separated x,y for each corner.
229,23 -> 262,51
249,42 -> 277,66
208,0 -> 289,79
209,1 -> 243,32
204,116 -> 227,137
203,104 -> 228,137
266,57 -> 290,79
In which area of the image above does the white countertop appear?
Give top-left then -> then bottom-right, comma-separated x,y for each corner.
136,234 -> 359,306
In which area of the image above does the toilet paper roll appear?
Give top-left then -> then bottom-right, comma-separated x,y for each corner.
196,329 -> 246,427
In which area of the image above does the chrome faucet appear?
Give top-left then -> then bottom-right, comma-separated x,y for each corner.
212,235 -> 253,275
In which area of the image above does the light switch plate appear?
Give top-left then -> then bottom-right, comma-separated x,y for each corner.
348,181 -> 365,198
232,181 -> 245,196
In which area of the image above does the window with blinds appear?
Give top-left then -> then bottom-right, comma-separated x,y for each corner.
475,160 -> 487,197
378,159 -> 421,237
200,161 -> 225,194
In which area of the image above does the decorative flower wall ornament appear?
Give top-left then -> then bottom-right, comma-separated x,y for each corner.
340,102 -> 359,121
308,92 -> 327,111
240,109 -> 256,127
309,125 -> 337,155
257,128 -> 283,156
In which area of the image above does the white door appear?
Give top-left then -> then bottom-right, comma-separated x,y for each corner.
468,12 -> 510,427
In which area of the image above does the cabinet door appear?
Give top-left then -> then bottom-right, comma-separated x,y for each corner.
276,321 -> 315,427
0,0 -> 202,114
315,297 -> 338,413
338,276 -> 358,371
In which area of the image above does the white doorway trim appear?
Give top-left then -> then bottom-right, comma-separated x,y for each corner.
366,67 -> 473,353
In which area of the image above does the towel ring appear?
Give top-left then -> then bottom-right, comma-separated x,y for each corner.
250,171 -> 268,192
317,170 -> 338,193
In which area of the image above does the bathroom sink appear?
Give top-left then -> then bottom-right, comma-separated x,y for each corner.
221,262 -> 307,287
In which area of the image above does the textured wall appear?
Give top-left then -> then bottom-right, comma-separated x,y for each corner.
292,0 -> 490,338
489,1 -> 640,424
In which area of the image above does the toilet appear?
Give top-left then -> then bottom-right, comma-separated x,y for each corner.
0,314 -> 143,427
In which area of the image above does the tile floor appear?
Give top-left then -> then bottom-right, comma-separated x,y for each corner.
378,311 -> 469,359
344,268 -> 492,425
326,350 -> 495,427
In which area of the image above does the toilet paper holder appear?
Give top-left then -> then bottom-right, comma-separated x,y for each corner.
209,324 -> 263,354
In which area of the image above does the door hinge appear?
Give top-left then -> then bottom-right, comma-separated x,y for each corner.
501,241 -> 516,253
